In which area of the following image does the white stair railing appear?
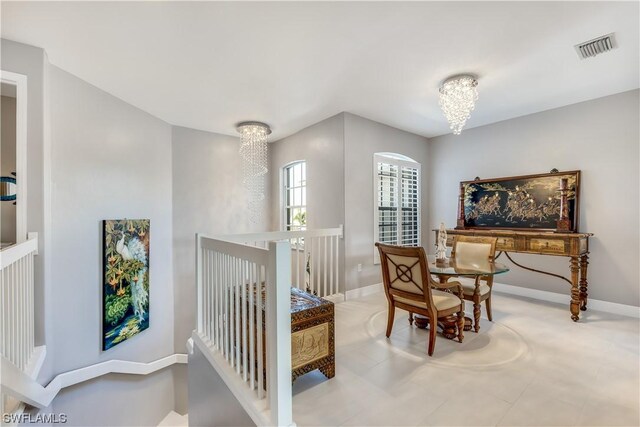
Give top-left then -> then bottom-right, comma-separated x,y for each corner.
0,232 -> 38,414
194,227 -> 342,426
221,226 -> 343,299
195,236 -> 293,427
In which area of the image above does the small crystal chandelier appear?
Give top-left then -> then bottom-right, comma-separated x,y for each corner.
236,121 -> 271,221
439,75 -> 479,135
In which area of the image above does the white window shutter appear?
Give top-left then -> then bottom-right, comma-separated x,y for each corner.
373,154 -> 421,263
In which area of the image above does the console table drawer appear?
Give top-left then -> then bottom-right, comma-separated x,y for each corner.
527,238 -> 566,254
496,237 -> 515,251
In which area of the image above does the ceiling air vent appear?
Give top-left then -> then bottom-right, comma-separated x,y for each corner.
575,33 -> 617,59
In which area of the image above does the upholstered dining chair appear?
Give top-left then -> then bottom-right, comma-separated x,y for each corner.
375,243 -> 465,356
451,235 -> 498,325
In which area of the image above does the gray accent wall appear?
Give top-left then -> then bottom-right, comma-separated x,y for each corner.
172,126 -> 271,356
269,113 -> 345,232
188,344 -> 255,427
343,113 -> 430,292
269,113 -> 346,287
428,89 -> 640,307
48,65 -> 176,425
269,113 -> 431,293
51,369 -> 176,427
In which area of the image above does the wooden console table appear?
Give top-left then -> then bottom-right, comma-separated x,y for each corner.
435,229 -> 593,322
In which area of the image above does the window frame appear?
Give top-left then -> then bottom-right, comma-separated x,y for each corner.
373,153 -> 421,264
281,160 -> 307,232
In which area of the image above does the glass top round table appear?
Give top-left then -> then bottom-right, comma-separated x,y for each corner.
427,256 -> 510,277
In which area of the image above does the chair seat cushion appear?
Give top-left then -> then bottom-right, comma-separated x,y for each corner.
395,289 -> 461,312
461,281 -> 491,296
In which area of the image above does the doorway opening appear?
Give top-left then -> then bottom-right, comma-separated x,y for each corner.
1,71 -> 27,248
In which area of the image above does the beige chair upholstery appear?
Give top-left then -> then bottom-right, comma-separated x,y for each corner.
395,290 -> 462,311
375,243 -> 465,356
461,282 -> 491,296
451,236 -> 498,325
454,241 -> 495,263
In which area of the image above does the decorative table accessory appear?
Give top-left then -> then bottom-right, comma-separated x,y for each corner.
435,222 -> 448,266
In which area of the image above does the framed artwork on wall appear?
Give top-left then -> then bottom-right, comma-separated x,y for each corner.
103,219 -> 150,350
457,170 -> 580,232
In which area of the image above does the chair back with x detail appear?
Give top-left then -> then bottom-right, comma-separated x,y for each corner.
376,243 -> 465,355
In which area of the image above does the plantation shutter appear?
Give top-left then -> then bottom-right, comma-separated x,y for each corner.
400,166 -> 420,246
374,154 -> 421,262
377,162 -> 399,245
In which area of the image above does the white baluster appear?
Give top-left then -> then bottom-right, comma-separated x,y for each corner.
249,261 -> 256,391
323,236 -> 328,297
242,259 -> 248,382
235,257 -> 241,374
335,234 -> 339,296
256,264 -> 264,399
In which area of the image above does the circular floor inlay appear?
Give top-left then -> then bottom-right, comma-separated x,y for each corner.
365,310 -> 529,368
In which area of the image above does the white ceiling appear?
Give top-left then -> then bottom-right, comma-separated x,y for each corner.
2,2 -> 638,139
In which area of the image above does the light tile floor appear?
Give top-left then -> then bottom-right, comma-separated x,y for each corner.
292,291 -> 640,427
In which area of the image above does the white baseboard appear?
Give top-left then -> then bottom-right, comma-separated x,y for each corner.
493,282 -> 640,318
345,283 -> 383,300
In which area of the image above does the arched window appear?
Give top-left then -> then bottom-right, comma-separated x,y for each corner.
374,153 -> 421,262
282,160 -> 307,231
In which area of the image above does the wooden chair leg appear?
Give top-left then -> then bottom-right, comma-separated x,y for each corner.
485,296 -> 493,321
427,320 -> 437,356
386,302 -> 395,338
408,312 -> 414,326
457,307 -> 465,343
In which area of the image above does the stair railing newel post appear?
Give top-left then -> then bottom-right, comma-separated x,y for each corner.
266,240 -> 293,427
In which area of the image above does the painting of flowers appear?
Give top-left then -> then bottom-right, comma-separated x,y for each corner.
103,219 -> 150,350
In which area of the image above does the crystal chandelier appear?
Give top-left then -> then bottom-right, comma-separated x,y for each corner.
237,121 -> 271,221
438,75 -> 478,135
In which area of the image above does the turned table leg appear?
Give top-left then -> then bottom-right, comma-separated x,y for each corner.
570,256 -> 581,321
579,253 -> 589,311
473,276 -> 481,332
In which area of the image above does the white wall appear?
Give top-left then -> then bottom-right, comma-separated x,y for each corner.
1,95 -> 17,243
172,126 -> 270,352
343,113 -> 430,292
428,89 -> 640,307
49,65 -> 176,425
